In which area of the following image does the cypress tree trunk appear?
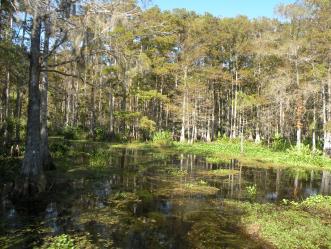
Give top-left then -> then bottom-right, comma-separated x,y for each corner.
15,81 -> 21,143
109,90 -> 114,134
295,60 -> 302,150
19,14 -> 46,195
312,102 -> 316,152
324,65 -> 331,155
296,95 -> 303,150
90,82 -> 96,140
240,120 -> 244,154
180,67 -> 187,143
40,18 -> 54,170
2,13 -> 13,150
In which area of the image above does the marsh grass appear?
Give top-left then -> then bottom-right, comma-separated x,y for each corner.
174,141 -> 331,170
111,139 -> 331,169
224,199 -> 331,249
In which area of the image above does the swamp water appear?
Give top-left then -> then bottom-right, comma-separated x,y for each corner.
1,143 -> 331,248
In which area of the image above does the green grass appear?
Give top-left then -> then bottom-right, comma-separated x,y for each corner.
111,139 -> 331,169
224,196 -> 331,249
174,141 -> 331,170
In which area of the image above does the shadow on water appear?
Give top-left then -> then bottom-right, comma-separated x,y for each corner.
0,142 -> 331,248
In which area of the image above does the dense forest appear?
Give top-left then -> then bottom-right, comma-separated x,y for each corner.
0,0 -> 331,189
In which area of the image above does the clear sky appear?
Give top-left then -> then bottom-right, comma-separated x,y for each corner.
149,0 -> 295,19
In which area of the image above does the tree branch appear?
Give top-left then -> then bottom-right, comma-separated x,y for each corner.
42,69 -> 85,83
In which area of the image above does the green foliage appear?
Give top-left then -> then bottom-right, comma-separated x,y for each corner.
272,133 -> 290,151
237,91 -> 259,110
63,127 -> 76,140
63,126 -> 85,140
198,179 -> 208,186
49,141 -> 70,158
283,195 -> 331,209
94,127 -> 113,142
301,195 -> 331,206
286,144 -> 322,156
227,199 -> 331,249
46,234 -> 75,249
0,157 -> 20,183
245,185 -> 257,199
114,111 -> 141,122
152,131 -> 173,147
113,191 -> 131,200
139,116 -> 156,140
136,90 -> 169,103
175,140 -> 331,170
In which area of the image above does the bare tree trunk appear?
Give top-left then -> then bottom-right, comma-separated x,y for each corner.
312,101 -> 316,152
296,95 -> 303,150
15,81 -> 21,143
180,93 -> 186,142
65,91 -> 69,126
40,18 -> 54,170
233,69 -> 238,138
120,78 -> 128,134
206,114 -> 211,142
14,13 -> 27,143
90,83 -> 96,140
323,64 -> 331,155
240,115 -> 245,154
255,106 -> 261,144
19,15 -> 45,195
279,100 -> 284,136
295,60 -> 303,150
322,85 -> 329,153
190,97 -> 197,144
109,90 -> 114,134
2,14 -> 13,149
180,66 -> 188,143
230,86 -> 234,138
3,70 -> 10,148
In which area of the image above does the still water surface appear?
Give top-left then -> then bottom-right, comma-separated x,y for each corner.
1,144 -> 330,248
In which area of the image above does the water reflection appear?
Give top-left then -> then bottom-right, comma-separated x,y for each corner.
320,171 -> 331,194
1,199 -> 19,229
0,146 -> 330,248
44,202 -> 62,235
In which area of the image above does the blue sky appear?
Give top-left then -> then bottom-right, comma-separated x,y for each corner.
149,0 -> 295,19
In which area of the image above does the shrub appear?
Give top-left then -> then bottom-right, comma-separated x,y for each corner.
139,116 -> 156,140
152,131 -> 173,146
94,127 -> 113,141
49,141 -> 70,158
47,234 -> 75,249
246,184 -> 257,200
287,144 -> 313,156
272,133 -> 290,151
63,126 -> 85,140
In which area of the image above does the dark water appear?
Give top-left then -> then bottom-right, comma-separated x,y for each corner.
1,144 -> 331,248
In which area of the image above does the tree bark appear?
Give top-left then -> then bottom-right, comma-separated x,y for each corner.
19,14 -> 46,195
312,101 -> 316,152
109,89 -> 114,134
40,17 -> 54,170
180,66 -> 188,143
